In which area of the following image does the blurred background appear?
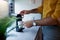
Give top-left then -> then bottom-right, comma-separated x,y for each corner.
15,0 -> 42,14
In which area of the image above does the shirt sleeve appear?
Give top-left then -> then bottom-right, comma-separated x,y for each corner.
37,5 -> 43,14
51,0 -> 60,19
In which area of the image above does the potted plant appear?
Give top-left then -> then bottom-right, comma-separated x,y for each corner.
0,17 -> 15,40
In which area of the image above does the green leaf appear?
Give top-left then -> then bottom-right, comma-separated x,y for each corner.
0,16 -> 15,40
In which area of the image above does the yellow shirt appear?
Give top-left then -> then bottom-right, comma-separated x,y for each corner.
38,0 -> 60,19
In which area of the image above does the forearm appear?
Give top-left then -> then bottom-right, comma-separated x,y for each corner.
30,8 -> 40,13
35,17 -> 58,26
29,5 -> 43,14
57,18 -> 60,26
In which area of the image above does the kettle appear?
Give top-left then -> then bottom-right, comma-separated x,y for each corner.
16,14 -> 24,32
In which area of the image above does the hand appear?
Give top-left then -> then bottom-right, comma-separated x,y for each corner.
19,10 -> 31,16
23,21 -> 33,28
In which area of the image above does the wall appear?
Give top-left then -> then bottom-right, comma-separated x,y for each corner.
0,0 -> 8,18
15,0 -> 42,14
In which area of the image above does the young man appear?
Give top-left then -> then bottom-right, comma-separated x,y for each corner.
20,0 -> 60,40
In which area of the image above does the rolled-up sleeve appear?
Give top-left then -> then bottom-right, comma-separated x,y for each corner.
51,0 -> 60,19
37,5 -> 43,14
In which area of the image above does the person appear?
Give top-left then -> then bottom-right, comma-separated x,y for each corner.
19,0 -> 60,40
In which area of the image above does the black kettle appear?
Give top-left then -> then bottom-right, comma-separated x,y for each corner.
16,14 -> 24,32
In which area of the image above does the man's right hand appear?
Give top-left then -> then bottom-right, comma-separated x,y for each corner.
19,10 -> 31,16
